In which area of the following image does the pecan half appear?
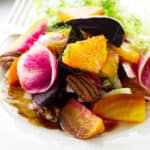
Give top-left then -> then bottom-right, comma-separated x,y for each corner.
66,74 -> 102,102
0,51 -> 21,69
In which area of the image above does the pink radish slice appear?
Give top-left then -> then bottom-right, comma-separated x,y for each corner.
9,18 -> 48,53
17,44 -> 58,94
138,50 -> 150,93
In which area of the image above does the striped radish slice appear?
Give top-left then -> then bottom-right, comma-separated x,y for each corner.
9,18 -> 48,53
17,44 -> 58,94
138,50 -> 150,93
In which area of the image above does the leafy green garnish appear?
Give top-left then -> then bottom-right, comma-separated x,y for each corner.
69,28 -> 84,43
48,23 -> 70,31
32,0 -> 150,51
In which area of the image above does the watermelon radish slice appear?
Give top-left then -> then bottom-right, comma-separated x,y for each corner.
9,18 -> 48,53
138,50 -> 150,93
17,44 -> 58,94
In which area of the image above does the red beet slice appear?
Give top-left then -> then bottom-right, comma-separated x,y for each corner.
66,16 -> 125,46
32,63 -> 69,106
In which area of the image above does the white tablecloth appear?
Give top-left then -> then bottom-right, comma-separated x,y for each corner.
0,1 -> 150,150
0,0 -> 14,27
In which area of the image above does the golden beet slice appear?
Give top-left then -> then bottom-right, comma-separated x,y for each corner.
60,99 -> 105,139
59,6 -> 103,22
93,94 -> 145,123
111,44 -> 140,64
62,35 -> 107,74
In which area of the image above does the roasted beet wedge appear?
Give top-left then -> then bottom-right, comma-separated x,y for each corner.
65,16 -> 125,46
32,79 -> 61,107
60,99 -> 105,139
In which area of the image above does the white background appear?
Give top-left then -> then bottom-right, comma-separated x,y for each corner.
0,0 -> 150,150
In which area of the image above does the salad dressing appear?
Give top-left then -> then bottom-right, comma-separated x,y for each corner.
8,86 -> 60,130
7,86 -> 118,132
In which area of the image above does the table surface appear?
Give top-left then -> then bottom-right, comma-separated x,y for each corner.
0,1 -> 150,150
0,0 -> 14,25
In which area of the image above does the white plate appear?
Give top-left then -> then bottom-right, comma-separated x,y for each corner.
0,0 -> 150,150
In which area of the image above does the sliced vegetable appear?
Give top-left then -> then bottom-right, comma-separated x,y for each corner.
104,88 -> 132,97
59,6 -> 103,22
101,50 -> 119,78
17,44 -> 58,94
32,79 -> 60,107
122,78 -> 150,96
7,58 -> 19,86
32,63 -> 68,106
122,62 -> 137,79
60,99 -> 105,139
138,50 -> 150,93
66,16 -> 125,46
62,35 -> 107,74
111,43 -> 140,64
9,18 -> 48,53
38,28 -> 71,56
93,94 -> 145,122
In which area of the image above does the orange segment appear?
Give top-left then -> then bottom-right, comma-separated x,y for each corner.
7,58 -> 19,86
101,50 -> 119,78
59,7 -> 103,22
93,94 -> 145,123
62,35 -> 107,74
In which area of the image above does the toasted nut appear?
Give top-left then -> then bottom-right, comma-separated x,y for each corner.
0,51 -> 21,69
67,74 -> 102,102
